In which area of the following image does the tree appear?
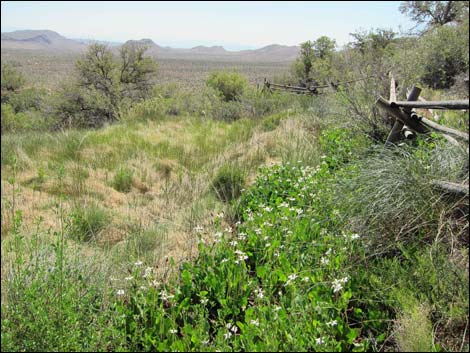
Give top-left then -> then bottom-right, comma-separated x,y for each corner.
56,42 -> 158,128
76,43 -> 124,106
313,36 -> 336,60
293,37 -> 336,83
399,1 -> 468,29
119,42 -> 158,100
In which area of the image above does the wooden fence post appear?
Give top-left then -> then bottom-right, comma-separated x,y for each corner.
385,85 -> 421,145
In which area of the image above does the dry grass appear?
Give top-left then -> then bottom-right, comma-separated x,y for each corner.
1,113 -> 320,299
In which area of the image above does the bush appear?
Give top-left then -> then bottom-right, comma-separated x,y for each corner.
206,71 -> 248,102
52,82 -> 115,129
1,62 -> 25,102
1,104 -> 52,134
210,100 -> 243,121
211,164 -> 246,202
112,166 -> 134,193
8,88 -> 47,113
69,204 -> 109,242
418,24 -> 469,89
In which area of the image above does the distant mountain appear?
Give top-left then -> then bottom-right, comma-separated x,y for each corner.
2,30 -> 300,62
72,38 -> 123,47
1,30 -> 86,52
121,39 -> 299,62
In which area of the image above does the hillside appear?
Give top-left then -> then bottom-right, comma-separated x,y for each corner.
1,30 -> 299,62
1,30 -> 87,52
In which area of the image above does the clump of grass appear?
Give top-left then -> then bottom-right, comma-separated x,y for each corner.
395,302 -> 435,352
211,164 -> 246,202
112,166 -> 134,193
334,139 -> 468,253
68,204 -> 109,242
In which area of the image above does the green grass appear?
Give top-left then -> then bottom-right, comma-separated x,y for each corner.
68,204 -> 109,242
112,166 -> 134,193
1,81 -> 468,351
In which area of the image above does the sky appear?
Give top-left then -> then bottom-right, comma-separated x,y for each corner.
1,1 -> 416,50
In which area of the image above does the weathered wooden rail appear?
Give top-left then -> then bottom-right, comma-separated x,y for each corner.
262,76 -> 374,95
377,75 -> 469,196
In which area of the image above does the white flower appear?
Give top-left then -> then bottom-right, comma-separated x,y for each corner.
124,276 -> 134,281
320,257 -> 329,265
221,258 -> 229,264
226,323 -> 238,333
134,260 -> 143,266
143,267 -> 153,278
229,240 -> 238,246
331,277 -> 348,293
223,331 -> 232,340
116,289 -> 125,296
254,287 -> 264,299
255,228 -> 262,235
169,329 -> 178,334
327,320 -> 338,326
250,319 -> 260,327
274,306 -> 282,311
194,225 -> 204,233
316,337 -> 325,345
302,276 -> 310,282
285,273 -> 298,286
288,273 -> 298,281
140,285 -> 147,290
264,206 -> 273,212
200,298 -> 209,305
265,243 -> 271,248
160,289 -> 174,301
351,233 -> 360,240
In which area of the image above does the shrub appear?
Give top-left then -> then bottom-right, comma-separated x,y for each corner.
8,87 -> 47,113
1,104 -> 52,134
211,164 -> 246,202
210,100 -> 243,121
206,71 -> 248,102
69,204 -> 109,242
1,62 -> 25,102
112,166 -> 134,193
417,24 -> 469,89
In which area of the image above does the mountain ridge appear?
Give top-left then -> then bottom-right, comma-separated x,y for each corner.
1,30 -> 300,62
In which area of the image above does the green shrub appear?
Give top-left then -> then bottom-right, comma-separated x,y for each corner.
69,204 -> 109,242
112,166 -> 134,193
8,87 -> 47,113
1,62 -> 25,102
261,111 -> 288,131
206,71 -> 248,102
211,164 -> 246,202
1,104 -> 52,134
210,100 -> 243,121
417,24 -> 469,89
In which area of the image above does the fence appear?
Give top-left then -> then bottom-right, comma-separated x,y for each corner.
376,74 -> 469,196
